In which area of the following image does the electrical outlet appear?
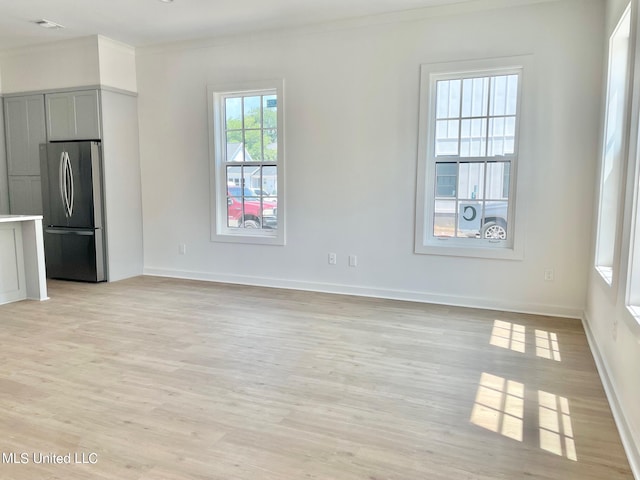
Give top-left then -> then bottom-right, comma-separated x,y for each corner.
349,255 -> 357,267
179,243 -> 187,255
328,253 -> 337,265
544,269 -> 554,282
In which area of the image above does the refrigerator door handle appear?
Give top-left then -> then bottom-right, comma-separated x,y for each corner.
66,152 -> 74,217
59,151 -> 68,217
59,151 -> 74,218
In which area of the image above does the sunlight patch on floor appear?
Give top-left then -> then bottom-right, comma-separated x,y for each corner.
490,320 -> 526,353
470,372 -> 524,442
535,330 -> 561,361
470,374 -> 578,462
539,390 -> 577,461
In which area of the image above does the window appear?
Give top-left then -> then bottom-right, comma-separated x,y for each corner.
208,80 -> 285,245
595,4 -> 632,285
628,195 -> 640,318
626,4 -> 640,320
415,58 -> 526,258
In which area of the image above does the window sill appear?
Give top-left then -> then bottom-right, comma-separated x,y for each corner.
415,242 -> 523,260
625,306 -> 640,341
595,266 -> 613,286
212,230 -> 285,246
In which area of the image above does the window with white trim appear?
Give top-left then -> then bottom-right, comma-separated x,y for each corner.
415,59 -> 523,258
208,80 -> 285,245
627,178 -> 640,319
595,4 -> 631,285
624,2 -> 640,321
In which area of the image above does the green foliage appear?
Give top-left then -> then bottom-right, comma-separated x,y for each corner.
226,107 -> 277,161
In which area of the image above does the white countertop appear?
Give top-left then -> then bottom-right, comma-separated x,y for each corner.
0,215 -> 43,223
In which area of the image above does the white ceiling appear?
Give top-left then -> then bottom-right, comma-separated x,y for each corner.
0,0 -> 475,51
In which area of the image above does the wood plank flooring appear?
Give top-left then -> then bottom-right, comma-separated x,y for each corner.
0,276 -> 633,479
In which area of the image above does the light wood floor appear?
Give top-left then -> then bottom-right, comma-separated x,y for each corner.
0,276 -> 633,479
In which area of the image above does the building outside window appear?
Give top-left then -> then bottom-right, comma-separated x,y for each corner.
415,58 -> 526,259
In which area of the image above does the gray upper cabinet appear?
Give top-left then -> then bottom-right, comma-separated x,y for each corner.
4,95 -> 47,176
45,90 -> 101,141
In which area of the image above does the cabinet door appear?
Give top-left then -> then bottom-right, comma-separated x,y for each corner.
4,95 -> 47,176
45,93 -> 74,141
0,223 -> 26,304
46,90 -> 101,141
73,90 -> 101,140
8,176 -> 43,215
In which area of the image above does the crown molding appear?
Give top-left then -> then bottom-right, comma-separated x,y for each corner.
137,0 -> 561,56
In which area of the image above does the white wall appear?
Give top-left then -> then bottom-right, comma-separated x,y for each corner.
136,0 -> 604,317
97,36 -> 137,93
584,0 -> 640,476
0,37 -> 100,94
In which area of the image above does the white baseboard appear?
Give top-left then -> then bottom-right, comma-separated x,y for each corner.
582,313 -> 640,480
143,266 -> 583,319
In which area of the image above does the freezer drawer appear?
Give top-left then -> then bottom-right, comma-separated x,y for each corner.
44,228 -> 105,282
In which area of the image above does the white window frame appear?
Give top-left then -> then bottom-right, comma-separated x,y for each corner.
415,56 -> 530,260
627,171 -> 640,318
207,79 -> 285,245
595,3 -> 632,288
623,2 -> 640,326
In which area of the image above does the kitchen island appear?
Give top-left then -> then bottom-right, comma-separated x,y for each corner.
0,215 -> 48,305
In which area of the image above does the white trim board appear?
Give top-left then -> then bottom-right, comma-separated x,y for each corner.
582,312 -> 640,480
143,267 -> 583,319
1,85 -> 137,98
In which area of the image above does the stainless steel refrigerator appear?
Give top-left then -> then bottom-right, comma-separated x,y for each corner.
39,141 -> 106,282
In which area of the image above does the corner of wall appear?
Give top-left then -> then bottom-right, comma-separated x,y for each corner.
582,311 -> 640,480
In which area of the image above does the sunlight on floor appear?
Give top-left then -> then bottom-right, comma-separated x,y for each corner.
489,321 -> 562,362
470,372 -> 578,462
539,390 -> 577,461
470,372 -> 524,441
535,330 -> 562,361
490,320 -> 526,353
